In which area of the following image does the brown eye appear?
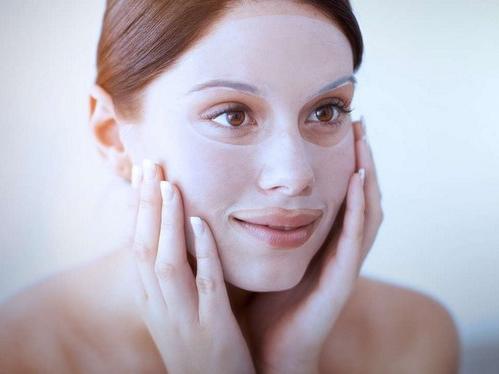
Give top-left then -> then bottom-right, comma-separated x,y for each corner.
225,111 -> 245,127
203,103 -> 254,129
314,105 -> 340,122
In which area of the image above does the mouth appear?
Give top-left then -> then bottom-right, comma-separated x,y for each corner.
230,217 -> 320,249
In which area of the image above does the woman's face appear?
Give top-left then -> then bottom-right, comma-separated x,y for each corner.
122,2 -> 356,291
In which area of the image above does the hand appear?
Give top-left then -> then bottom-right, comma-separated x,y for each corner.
244,118 -> 384,374
127,160 -> 256,374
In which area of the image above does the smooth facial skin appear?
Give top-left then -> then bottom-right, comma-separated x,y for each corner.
117,2 -> 356,292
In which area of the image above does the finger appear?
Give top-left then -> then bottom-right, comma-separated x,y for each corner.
132,159 -> 166,311
355,117 -> 382,199
154,180 -> 198,323
353,118 -> 383,257
353,118 -> 378,198
331,170 -> 365,286
189,217 -> 232,325
129,247 -> 149,309
127,164 -> 149,307
352,119 -> 363,143
310,170 -> 365,318
124,164 -> 142,248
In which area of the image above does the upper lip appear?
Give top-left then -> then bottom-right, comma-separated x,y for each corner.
231,207 -> 323,228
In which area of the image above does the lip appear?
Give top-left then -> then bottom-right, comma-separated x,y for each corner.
232,207 -> 323,228
230,208 -> 323,249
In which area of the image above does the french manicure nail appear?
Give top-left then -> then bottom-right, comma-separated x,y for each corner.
190,216 -> 204,236
160,181 -> 174,201
142,159 -> 156,180
131,164 -> 142,188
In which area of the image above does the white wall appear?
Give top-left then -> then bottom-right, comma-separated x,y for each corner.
1,1 -> 498,372
351,0 -> 499,371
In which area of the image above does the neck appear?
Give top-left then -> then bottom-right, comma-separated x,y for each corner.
226,280 -> 255,317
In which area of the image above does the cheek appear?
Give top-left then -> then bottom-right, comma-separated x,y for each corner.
161,136 -> 256,220
159,127 -> 355,219
312,133 -> 356,208
142,111 -> 249,217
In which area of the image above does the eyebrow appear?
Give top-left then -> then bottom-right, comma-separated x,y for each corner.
186,74 -> 356,100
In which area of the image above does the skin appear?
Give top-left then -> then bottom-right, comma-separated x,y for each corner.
117,9 -> 357,293
0,1 -> 460,373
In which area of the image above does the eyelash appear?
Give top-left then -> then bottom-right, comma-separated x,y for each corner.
200,99 -> 353,131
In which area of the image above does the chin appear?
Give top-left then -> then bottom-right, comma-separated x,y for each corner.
224,261 -> 306,292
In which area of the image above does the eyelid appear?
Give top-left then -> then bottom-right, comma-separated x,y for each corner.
308,84 -> 354,107
314,96 -> 350,109
200,103 -> 257,130
201,102 -> 253,121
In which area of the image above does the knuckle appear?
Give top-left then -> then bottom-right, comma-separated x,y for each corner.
344,225 -> 363,244
196,248 -> 214,260
160,218 -> 176,232
134,288 -> 149,307
354,228 -> 364,243
126,198 -> 139,211
139,195 -> 158,209
154,262 -> 176,280
196,276 -> 216,294
133,240 -> 154,261
345,204 -> 356,216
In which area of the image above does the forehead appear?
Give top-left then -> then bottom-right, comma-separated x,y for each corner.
183,14 -> 351,76
145,9 -> 353,103
186,0 -> 353,68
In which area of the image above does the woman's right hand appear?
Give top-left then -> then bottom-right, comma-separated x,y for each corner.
127,159 -> 255,374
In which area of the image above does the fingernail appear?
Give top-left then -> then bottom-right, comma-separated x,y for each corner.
131,164 -> 142,189
142,159 -> 156,180
358,168 -> 366,186
160,181 -> 174,201
190,216 -> 204,236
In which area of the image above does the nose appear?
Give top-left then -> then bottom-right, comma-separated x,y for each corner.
257,130 -> 315,196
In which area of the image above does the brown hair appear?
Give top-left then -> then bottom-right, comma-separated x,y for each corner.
95,0 -> 364,122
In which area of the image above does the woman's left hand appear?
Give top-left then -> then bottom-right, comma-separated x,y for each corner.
244,118 -> 384,374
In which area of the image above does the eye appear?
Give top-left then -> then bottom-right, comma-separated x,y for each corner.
201,103 -> 256,130
307,99 -> 352,126
201,99 -> 352,131
313,105 -> 340,122
213,110 -> 246,127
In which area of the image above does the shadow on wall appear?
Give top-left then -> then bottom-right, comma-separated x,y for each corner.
461,338 -> 499,374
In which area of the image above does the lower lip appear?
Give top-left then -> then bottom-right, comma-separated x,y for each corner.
231,218 -> 318,248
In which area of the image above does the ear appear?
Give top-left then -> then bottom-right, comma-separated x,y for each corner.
89,84 -> 133,182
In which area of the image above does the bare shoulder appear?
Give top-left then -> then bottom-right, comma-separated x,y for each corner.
320,276 -> 461,374
0,251 -> 163,373
0,252 -> 127,372
0,271 -> 76,372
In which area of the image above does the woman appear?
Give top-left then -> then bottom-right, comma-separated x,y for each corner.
0,0 -> 460,372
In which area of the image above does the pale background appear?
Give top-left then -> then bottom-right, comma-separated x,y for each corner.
1,1 -> 498,372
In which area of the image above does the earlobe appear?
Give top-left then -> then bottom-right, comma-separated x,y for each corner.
89,84 -> 132,181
